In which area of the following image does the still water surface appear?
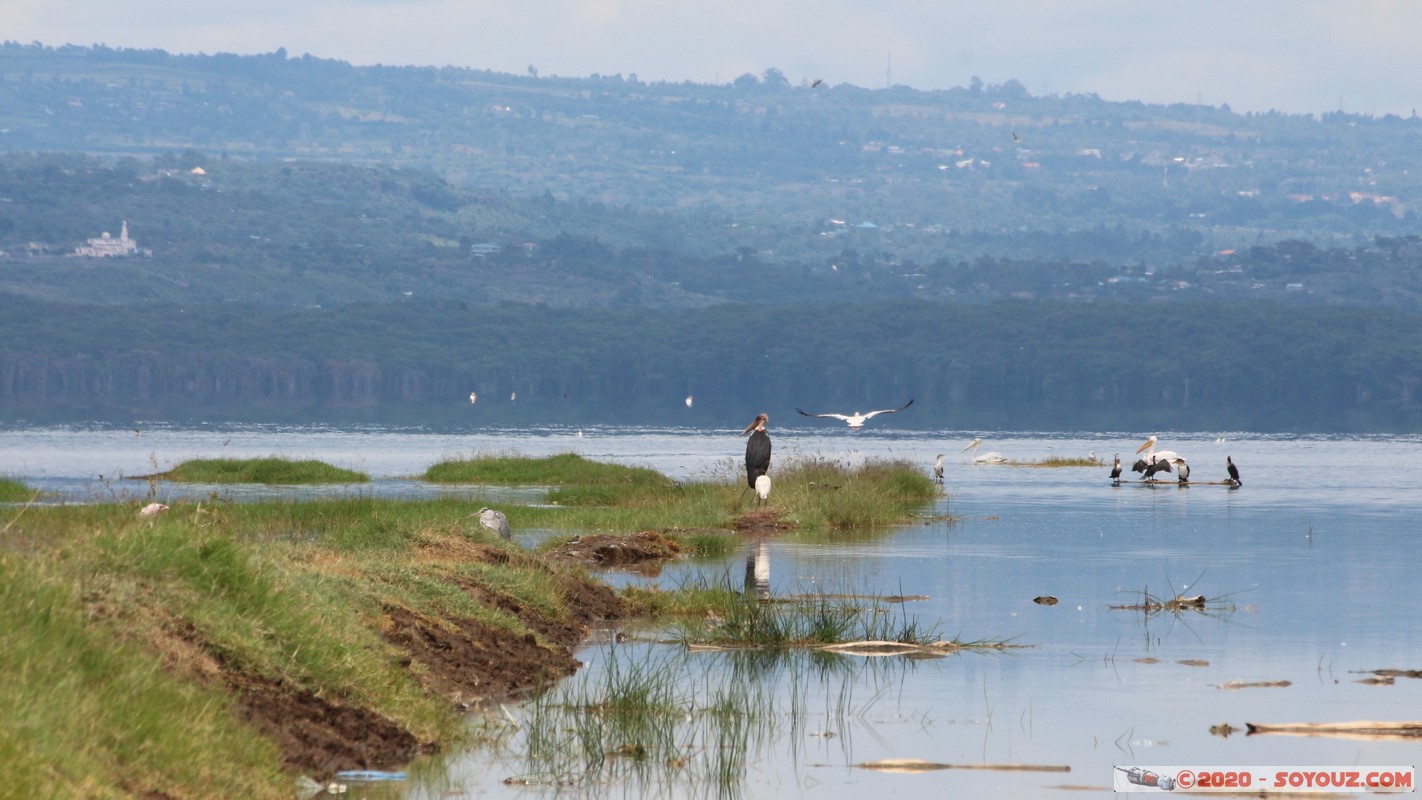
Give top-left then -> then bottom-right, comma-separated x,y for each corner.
3,424 -> 1420,798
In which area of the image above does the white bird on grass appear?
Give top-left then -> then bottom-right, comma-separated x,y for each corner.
795,399 -> 913,430
138,502 -> 169,519
754,474 -> 772,507
476,507 -> 511,540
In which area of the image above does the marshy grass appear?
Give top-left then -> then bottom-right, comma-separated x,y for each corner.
153,456 -> 369,484
1018,455 -> 1103,467
0,475 -> 36,502
425,452 -> 673,490
0,496 -> 598,798
481,454 -> 938,536
624,572 -> 1015,657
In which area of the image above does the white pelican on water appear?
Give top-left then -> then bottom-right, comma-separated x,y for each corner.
962,438 -> 1007,464
796,399 -> 913,430
1135,435 -> 1182,466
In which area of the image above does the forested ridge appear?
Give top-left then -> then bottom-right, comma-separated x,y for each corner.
5,45 -> 1422,432
3,297 -> 1418,432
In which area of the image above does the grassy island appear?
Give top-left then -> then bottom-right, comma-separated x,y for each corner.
0,454 -> 947,798
152,457 -> 370,484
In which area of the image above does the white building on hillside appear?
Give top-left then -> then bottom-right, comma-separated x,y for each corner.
74,220 -> 147,257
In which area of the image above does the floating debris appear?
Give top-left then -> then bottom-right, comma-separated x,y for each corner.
856,759 -> 1070,773
1177,659 -> 1210,667
1357,668 -> 1422,680
1209,722 -> 1240,738
1216,679 -> 1291,690
1246,720 -> 1422,741
1032,595 -> 1059,605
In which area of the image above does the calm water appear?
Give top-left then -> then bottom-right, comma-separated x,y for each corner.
4,424 -> 1421,799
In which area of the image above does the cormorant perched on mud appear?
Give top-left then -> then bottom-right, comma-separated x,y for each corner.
1227,456 -> 1242,486
1109,454 -> 1123,485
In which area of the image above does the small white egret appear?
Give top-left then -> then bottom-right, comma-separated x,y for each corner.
754,474 -> 772,507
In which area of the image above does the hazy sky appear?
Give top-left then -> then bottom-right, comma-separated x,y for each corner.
5,0 -> 1420,117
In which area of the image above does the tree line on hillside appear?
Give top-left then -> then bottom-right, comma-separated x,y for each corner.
1,298 -> 1418,433
5,44 -> 1422,268
5,154 -> 1422,313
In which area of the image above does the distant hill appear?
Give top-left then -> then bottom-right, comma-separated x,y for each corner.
4,42 -> 1422,273
5,43 -> 1422,432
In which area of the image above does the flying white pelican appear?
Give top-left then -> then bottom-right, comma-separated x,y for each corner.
1109,453 -> 1122,484
1227,456 -> 1241,486
469,391 -> 477,405
685,395 -> 694,408
476,507 -> 511,540
796,399 -> 913,430
933,453 -> 945,483
962,437 -> 1007,464
742,413 -> 772,489
754,474 -> 772,507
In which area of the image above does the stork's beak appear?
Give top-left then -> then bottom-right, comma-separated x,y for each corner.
741,414 -> 767,435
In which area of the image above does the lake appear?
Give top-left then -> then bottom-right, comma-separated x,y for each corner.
3,423 -> 1420,799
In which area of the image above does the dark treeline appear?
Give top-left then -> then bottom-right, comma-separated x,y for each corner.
3,297 -> 1419,433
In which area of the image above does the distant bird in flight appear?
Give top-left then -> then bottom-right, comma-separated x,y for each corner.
469,391 -> 478,405
810,79 -> 822,88
742,413 -> 772,489
685,395 -> 694,408
1012,132 -> 1021,144
796,399 -> 913,430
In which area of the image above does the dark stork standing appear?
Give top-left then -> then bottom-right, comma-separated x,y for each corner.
742,413 -> 772,489
1227,456 -> 1242,486
1109,453 -> 1123,485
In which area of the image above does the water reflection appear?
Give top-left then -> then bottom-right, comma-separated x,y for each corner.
6,425 -> 1422,800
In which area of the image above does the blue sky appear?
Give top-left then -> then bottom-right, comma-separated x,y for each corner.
5,0 -> 1419,117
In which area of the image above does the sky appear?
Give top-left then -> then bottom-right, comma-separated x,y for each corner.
5,0 -> 1421,118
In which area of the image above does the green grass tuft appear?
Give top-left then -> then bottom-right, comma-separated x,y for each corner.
424,452 -> 673,489
0,476 -> 36,502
